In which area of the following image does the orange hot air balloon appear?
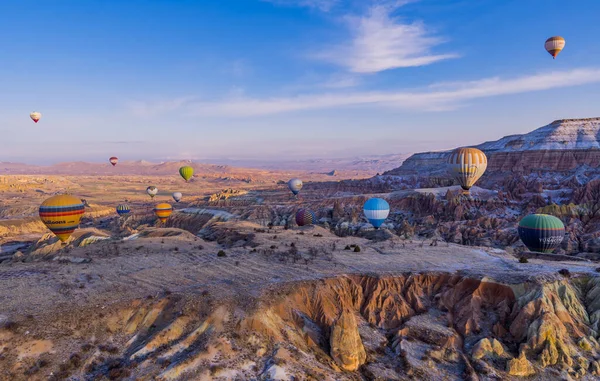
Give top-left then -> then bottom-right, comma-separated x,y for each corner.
545,36 -> 565,59
39,195 -> 85,242
109,157 -> 118,166
154,203 -> 172,223
30,112 -> 42,123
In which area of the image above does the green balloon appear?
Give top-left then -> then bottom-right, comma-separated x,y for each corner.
179,166 -> 194,182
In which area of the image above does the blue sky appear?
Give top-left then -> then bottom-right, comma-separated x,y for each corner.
1,0 -> 599,164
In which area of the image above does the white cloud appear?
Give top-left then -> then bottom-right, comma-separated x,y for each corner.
127,96 -> 196,118
315,4 -> 457,73
136,68 -> 600,117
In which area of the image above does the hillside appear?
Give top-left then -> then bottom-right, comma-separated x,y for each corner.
386,118 -> 600,177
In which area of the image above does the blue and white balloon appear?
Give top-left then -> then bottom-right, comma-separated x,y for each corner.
363,198 -> 390,229
288,178 -> 303,196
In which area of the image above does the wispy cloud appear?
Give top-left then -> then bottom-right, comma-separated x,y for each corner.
262,0 -> 340,12
126,96 -> 196,118
130,68 -> 600,117
315,3 -> 458,73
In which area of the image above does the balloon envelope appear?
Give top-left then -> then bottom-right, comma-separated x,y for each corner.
116,204 -> 130,215
30,111 -> 41,123
172,192 -> 182,202
146,186 -> 158,198
447,147 -> 487,191
545,36 -> 565,59
154,203 -> 173,223
363,198 -> 390,228
109,157 -> 118,166
518,214 -> 565,253
39,195 -> 85,242
288,178 -> 303,195
179,166 -> 194,182
295,209 -> 316,227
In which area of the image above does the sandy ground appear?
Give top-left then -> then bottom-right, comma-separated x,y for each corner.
1,224 -> 597,321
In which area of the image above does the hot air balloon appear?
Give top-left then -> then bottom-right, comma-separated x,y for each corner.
545,36 -> 565,59
154,203 -> 173,223
116,204 -> 130,216
447,147 -> 487,193
179,166 -> 194,182
146,186 -> 158,199
363,198 -> 390,229
30,112 -> 41,123
172,192 -> 182,203
295,209 -> 316,227
39,195 -> 85,242
518,214 -> 565,253
288,178 -> 303,196
109,157 -> 118,166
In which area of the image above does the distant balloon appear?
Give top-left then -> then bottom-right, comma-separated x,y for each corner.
146,186 -> 158,199
545,36 -> 565,59
363,198 -> 390,229
288,178 -> 303,196
39,194 -> 85,242
154,203 -> 173,223
109,157 -> 118,166
30,111 -> 41,123
447,147 -> 487,192
518,214 -> 565,253
179,166 -> 194,182
172,192 -> 182,203
295,209 -> 316,227
116,204 -> 130,216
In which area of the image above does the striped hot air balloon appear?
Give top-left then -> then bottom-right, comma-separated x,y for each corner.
109,157 -> 118,166
295,209 -> 316,227
154,203 -> 173,223
447,147 -> 487,192
116,204 -> 130,216
39,195 -> 85,242
363,198 -> 390,229
30,111 -> 41,123
146,186 -> 158,199
288,178 -> 303,196
172,192 -> 182,203
545,36 -> 565,59
179,166 -> 194,182
518,214 -> 565,253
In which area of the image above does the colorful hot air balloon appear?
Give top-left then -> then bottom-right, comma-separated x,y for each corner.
154,203 -> 173,223
363,198 -> 390,229
179,166 -> 194,182
116,204 -> 130,216
172,192 -> 182,203
147,186 -> 158,199
39,195 -> 85,242
109,157 -> 119,166
30,112 -> 41,123
288,178 -> 303,196
518,214 -> 565,253
545,36 -> 565,59
447,147 -> 487,193
295,209 -> 316,227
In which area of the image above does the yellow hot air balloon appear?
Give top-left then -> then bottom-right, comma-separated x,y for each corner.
545,36 -> 565,59
447,147 -> 487,193
30,111 -> 42,123
154,203 -> 173,223
39,195 -> 85,242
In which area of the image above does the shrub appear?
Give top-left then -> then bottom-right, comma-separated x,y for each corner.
217,250 -> 227,257
519,257 -> 528,263
344,245 -> 351,250
354,246 -> 361,252
558,269 -> 571,277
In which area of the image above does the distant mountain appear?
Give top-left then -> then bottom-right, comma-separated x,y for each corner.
386,118 -> 600,177
0,154 -> 408,177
